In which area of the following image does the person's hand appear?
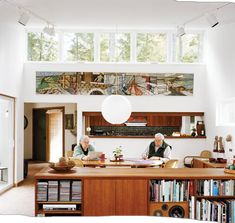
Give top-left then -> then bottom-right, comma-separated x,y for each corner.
82,155 -> 90,161
142,154 -> 147,160
149,156 -> 160,160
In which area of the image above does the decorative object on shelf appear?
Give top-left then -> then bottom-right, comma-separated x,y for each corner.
196,121 -> 205,136
224,155 -> 235,174
191,128 -> 197,137
48,157 -> 75,172
101,95 -> 132,124
226,134 -> 232,142
111,146 -> 124,162
213,136 -> 219,152
218,136 -> 225,153
172,132 -> 181,137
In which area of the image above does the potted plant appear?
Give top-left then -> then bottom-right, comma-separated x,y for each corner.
113,146 -> 123,161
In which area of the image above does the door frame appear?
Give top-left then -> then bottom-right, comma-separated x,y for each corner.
0,93 -> 15,187
32,106 -> 65,161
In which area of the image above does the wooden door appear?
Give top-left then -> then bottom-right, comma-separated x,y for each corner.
83,179 -> 116,216
33,109 -> 46,161
115,179 -> 148,215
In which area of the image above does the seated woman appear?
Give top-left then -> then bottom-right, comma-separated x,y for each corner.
73,135 -> 95,160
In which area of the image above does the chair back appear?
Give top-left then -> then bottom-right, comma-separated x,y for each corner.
73,159 -> 84,167
200,150 -> 212,158
164,159 -> 179,168
66,150 -> 74,158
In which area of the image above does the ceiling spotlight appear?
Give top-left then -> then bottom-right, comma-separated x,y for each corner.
177,26 -> 186,37
43,24 -> 55,36
18,12 -> 30,26
206,13 -> 219,27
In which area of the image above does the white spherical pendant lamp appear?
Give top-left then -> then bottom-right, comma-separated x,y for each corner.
101,95 -> 132,124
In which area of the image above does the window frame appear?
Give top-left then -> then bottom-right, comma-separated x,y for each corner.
26,28 -> 205,64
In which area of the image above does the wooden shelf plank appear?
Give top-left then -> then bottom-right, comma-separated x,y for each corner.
37,210 -> 82,214
37,201 -> 81,204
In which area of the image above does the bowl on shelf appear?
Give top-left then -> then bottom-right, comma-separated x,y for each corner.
48,159 -> 75,172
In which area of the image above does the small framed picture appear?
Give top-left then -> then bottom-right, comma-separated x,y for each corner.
65,114 -> 74,129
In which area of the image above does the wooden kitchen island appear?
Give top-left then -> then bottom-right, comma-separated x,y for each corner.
34,167 -> 235,218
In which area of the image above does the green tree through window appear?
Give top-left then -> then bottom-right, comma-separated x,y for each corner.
175,34 -> 202,63
137,33 -> 167,62
28,32 -> 58,61
65,33 -> 94,61
100,33 -> 130,62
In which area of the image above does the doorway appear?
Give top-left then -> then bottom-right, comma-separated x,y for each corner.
0,94 -> 15,193
33,107 -> 65,162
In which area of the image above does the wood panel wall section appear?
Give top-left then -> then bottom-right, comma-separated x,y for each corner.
115,179 -> 148,215
83,179 -> 116,216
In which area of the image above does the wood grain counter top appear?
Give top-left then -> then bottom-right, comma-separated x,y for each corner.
35,167 -> 234,180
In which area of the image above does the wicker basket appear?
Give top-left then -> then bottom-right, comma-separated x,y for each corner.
49,163 -> 75,172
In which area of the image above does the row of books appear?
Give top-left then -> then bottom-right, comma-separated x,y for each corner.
37,180 -> 82,202
150,180 -> 194,202
195,198 -> 235,223
197,180 -> 235,196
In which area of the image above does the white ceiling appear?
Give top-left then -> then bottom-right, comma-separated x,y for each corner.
0,0 -> 235,29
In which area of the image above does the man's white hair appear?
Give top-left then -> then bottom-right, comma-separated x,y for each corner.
79,135 -> 90,143
154,133 -> 164,140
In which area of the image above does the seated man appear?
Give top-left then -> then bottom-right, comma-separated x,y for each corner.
73,135 -> 95,160
142,133 -> 172,163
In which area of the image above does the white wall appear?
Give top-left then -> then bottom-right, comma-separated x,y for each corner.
0,23 -> 25,184
24,103 -> 77,159
205,23 -> 235,162
23,63 -> 207,165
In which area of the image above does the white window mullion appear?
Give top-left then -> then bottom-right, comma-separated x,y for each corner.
167,31 -> 173,63
109,33 -> 115,62
94,32 -> 99,62
131,32 -> 136,63
58,30 -> 64,61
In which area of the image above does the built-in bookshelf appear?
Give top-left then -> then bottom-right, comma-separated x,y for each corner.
35,168 -> 235,219
149,178 -> 235,221
35,180 -> 82,216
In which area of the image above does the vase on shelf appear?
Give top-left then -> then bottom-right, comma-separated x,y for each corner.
114,154 -> 123,161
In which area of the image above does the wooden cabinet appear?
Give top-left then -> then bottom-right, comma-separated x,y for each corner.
147,116 -> 182,126
115,179 -> 148,215
83,179 -> 148,216
83,179 -> 115,216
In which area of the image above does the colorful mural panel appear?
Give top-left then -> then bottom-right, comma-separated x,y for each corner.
36,72 -> 194,96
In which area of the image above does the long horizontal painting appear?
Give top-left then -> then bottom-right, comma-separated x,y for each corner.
36,72 -> 194,96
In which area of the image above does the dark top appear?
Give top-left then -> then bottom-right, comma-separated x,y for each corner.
81,144 -> 89,156
148,140 -> 172,159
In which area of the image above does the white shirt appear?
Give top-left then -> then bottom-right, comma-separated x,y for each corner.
143,143 -> 171,163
